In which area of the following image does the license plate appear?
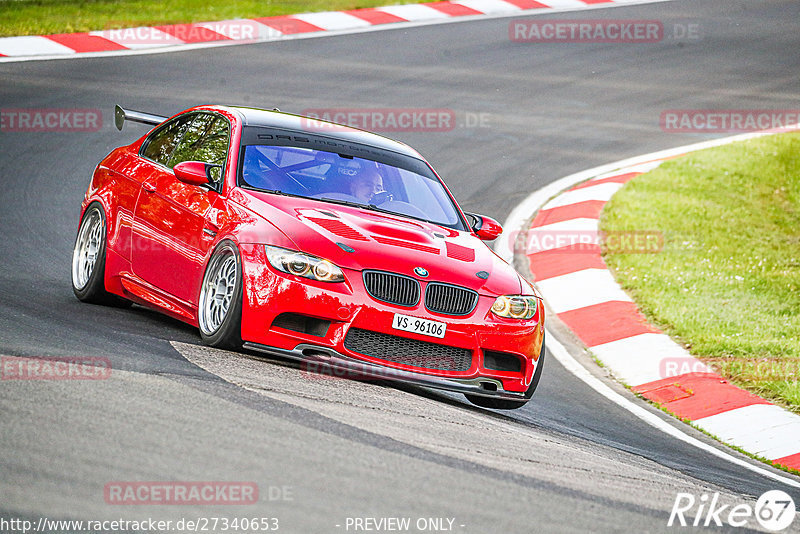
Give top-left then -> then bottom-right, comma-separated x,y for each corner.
391,313 -> 446,339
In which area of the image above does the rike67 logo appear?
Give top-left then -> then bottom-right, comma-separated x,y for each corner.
669,490 -> 796,531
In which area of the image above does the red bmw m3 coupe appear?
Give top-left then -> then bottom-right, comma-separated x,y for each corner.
71,105 -> 545,409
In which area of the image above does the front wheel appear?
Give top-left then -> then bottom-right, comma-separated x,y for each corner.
198,240 -> 243,350
465,336 -> 546,410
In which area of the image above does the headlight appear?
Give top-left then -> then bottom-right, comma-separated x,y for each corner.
265,246 -> 345,283
491,295 -> 539,320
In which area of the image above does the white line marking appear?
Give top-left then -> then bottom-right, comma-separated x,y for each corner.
589,333 -> 710,386
538,0 -> 589,8
526,217 -> 599,253
540,181 -> 623,210
454,0 -> 522,15
0,36 -> 75,56
376,4 -> 452,21
695,405 -> 800,461
292,11 -> 374,30
535,269 -> 632,313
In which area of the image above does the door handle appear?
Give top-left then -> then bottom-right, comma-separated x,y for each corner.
142,181 -> 156,192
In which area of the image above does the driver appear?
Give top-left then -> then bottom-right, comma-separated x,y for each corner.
349,167 -> 385,203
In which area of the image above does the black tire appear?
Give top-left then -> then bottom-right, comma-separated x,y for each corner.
71,203 -> 131,307
466,335 -> 546,410
198,240 -> 243,350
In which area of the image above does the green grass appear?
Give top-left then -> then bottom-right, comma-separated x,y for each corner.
599,132 -> 800,413
0,0 -> 421,37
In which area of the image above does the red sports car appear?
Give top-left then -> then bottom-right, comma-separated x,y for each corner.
72,104 -> 545,409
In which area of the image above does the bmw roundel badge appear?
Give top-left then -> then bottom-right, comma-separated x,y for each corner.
414,267 -> 429,278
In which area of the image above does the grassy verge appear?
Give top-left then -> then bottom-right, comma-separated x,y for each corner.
0,0 -> 421,38
599,131 -> 800,413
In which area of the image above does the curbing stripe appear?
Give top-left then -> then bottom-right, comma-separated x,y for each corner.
376,4 -> 452,20
155,24 -> 230,43
532,200 -> 606,226
426,1 -> 488,15
254,16 -> 324,34
291,11 -> 374,30
558,301 -> 658,347
453,0 -> 525,14
512,126 -> 800,472
775,453 -> 800,471
0,0 -> 675,61
526,217 -> 599,254
540,181 -> 623,210
538,0 -> 592,7
89,28 -> 184,49
535,269 -> 633,313
501,0 -> 550,8
589,333 -> 697,386
571,171 -> 640,189
45,33 -> 128,52
0,35 -> 76,56
344,8 -> 409,24
195,20 -> 282,39
694,405 -> 800,461
634,373 -> 769,421
528,244 -> 606,280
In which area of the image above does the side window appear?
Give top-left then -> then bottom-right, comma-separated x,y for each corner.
140,116 -> 193,166
169,114 -> 230,183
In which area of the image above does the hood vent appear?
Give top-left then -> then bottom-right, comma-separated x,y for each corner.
446,242 -> 475,262
373,236 -> 439,255
307,217 -> 368,241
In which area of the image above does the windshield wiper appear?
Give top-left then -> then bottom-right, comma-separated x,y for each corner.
246,187 -> 300,198
318,197 -> 376,210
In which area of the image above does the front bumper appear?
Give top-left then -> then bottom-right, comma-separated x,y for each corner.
243,342 -> 529,400
238,244 -> 545,397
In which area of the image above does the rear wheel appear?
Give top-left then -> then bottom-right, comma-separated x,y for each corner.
465,335 -> 546,410
198,240 -> 243,350
71,203 -> 130,307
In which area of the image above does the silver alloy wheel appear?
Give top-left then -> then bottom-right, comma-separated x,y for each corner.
198,245 -> 238,336
72,207 -> 104,291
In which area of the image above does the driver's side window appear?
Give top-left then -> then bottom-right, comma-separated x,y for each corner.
169,113 -> 230,183
140,116 -> 193,166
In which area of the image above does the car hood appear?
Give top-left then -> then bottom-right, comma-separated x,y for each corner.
233,189 -> 522,295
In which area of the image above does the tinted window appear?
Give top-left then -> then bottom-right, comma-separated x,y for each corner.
169,114 -> 230,182
140,116 -> 193,166
168,113 -> 229,181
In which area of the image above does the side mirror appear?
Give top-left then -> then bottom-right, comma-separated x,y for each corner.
172,161 -> 222,185
466,213 -> 503,241
173,161 -> 215,186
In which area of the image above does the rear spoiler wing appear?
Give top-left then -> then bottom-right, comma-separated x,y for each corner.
114,104 -> 168,131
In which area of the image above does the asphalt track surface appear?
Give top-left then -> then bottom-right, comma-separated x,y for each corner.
1,0 -> 799,531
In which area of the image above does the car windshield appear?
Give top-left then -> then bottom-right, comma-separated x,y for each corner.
239,145 -> 465,229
